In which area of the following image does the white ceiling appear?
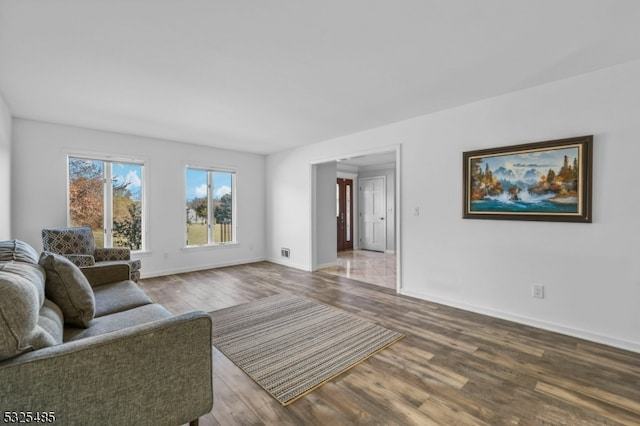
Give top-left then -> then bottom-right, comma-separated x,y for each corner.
337,151 -> 397,170
1,1 -> 640,155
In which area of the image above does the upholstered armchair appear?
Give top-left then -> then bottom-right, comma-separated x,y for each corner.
42,226 -> 141,281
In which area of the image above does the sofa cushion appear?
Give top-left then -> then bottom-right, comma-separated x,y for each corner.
39,252 -> 96,328
0,239 -> 39,264
64,304 -> 173,342
0,260 -> 46,307
38,299 -> 64,345
0,270 -> 57,361
93,280 -> 154,317
98,258 -> 141,271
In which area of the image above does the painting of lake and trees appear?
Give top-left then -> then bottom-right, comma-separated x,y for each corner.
463,136 -> 592,222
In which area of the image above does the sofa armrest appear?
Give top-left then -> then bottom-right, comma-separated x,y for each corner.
0,311 -> 213,426
94,247 -> 130,262
65,254 -> 95,267
81,263 -> 131,287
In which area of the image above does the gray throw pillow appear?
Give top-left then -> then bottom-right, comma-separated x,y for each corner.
0,240 -> 40,264
39,252 -> 96,328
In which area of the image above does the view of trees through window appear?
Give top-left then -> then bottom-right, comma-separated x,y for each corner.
185,168 -> 234,246
68,157 -> 144,250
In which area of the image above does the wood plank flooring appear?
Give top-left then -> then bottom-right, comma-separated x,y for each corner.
139,262 -> 640,425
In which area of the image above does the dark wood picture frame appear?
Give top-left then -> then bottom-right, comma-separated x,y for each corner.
463,135 -> 593,223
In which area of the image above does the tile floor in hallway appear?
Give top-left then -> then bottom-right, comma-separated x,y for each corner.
319,249 -> 396,289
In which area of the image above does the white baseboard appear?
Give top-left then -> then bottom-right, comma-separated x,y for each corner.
266,257 -> 312,272
140,256 -> 266,279
314,261 -> 337,270
400,288 -> 640,354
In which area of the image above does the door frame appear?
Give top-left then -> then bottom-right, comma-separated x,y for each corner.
309,144 -> 402,293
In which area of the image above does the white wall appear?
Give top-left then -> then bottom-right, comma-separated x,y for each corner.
12,119 -> 266,277
266,60 -> 640,352
265,148 -> 314,270
0,93 -> 11,240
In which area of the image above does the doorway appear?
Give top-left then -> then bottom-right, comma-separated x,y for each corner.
337,178 -> 353,252
311,147 -> 401,292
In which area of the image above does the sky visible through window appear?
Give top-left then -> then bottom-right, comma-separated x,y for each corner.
110,164 -> 232,202
112,162 -> 142,200
186,168 -> 232,201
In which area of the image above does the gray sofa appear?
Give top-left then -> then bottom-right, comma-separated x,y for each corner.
0,240 -> 213,426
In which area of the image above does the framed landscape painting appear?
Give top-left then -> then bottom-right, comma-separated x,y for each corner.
463,135 -> 593,223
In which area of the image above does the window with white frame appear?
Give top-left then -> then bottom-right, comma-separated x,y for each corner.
67,156 -> 145,250
185,166 -> 235,246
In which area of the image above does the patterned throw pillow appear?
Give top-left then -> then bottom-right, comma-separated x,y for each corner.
41,227 -> 96,255
39,252 -> 96,328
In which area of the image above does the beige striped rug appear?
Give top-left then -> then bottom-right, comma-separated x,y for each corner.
210,292 -> 403,405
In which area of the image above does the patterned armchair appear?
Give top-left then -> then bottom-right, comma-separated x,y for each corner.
42,226 -> 141,281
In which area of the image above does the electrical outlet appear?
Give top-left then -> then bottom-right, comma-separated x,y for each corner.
532,284 -> 545,299
281,248 -> 290,258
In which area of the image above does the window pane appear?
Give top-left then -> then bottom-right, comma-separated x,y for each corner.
68,157 -> 104,247
213,171 -> 233,243
111,162 -> 143,250
68,156 -> 145,251
186,168 -> 209,246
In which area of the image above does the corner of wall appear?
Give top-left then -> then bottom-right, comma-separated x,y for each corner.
0,92 -> 12,240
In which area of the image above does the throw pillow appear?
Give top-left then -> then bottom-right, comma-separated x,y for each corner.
0,240 -> 40,264
0,272 -> 57,361
39,252 -> 96,328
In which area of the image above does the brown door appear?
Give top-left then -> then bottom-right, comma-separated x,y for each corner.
337,178 -> 354,252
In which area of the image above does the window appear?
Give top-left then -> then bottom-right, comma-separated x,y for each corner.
185,167 -> 235,246
68,156 -> 145,250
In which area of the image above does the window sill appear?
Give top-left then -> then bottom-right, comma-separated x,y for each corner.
181,242 -> 239,252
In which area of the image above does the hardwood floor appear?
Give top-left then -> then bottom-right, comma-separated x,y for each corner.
139,262 -> 640,425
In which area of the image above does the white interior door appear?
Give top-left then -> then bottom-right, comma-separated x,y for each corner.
359,176 -> 386,252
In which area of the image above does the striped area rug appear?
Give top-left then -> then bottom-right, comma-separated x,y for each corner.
210,292 -> 404,405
